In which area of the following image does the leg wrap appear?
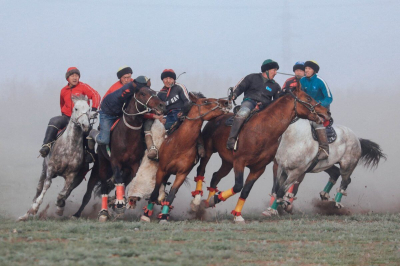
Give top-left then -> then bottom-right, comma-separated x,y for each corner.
287,184 -> 295,203
270,199 -> 278,210
218,188 -> 235,201
143,202 -> 155,217
323,181 -> 335,193
101,194 -> 108,210
231,197 -> 245,216
115,184 -> 125,204
269,194 -> 276,206
206,187 -> 218,201
191,176 -> 205,197
161,201 -> 171,215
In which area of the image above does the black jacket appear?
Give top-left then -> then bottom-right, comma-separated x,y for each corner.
100,82 -> 138,116
233,73 -> 281,106
157,83 -> 190,112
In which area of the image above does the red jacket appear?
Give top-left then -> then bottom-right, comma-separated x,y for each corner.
102,79 -> 134,101
282,76 -> 298,91
60,82 -> 101,117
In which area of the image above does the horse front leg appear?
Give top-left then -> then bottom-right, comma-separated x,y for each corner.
158,173 -> 187,223
55,170 -> 85,216
111,164 -> 127,215
263,163 -> 287,217
73,164 -> 99,218
141,169 -> 166,222
19,168 -> 56,221
319,165 -> 341,201
33,160 -> 47,202
190,149 -> 212,211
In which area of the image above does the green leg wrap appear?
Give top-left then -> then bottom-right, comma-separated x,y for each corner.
335,192 -> 343,203
147,202 -> 154,211
270,199 -> 278,210
323,181 -> 334,193
161,205 -> 170,215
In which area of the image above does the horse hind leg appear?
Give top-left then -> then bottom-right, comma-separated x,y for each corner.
33,160 -> 47,202
56,171 -> 85,216
334,163 -> 356,209
73,167 -> 99,218
190,150 -> 213,211
319,165 -> 341,201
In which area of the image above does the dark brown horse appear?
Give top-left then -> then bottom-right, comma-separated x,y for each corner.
141,93 -> 230,223
191,86 -> 331,223
72,84 -> 165,221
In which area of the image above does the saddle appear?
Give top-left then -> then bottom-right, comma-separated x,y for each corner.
224,104 -> 264,127
311,118 -> 336,143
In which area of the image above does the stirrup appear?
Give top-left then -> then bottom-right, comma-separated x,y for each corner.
148,145 -> 159,160
85,150 -> 96,163
318,147 -> 329,158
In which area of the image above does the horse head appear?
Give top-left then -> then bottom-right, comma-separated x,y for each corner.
128,82 -> 166,115
185,92 -> 230,121
71,94 -> 91,133
290,85 -> 331,125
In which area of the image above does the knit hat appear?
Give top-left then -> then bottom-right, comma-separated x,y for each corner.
293,61 -> 305,72
304,60 -> 320,73
261,59 -> 279,72
161,69 -> 176,80
117,66 -> 133,79
65,67 -> 80,80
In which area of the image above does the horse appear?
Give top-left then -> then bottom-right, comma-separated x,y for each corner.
95,83 -> 165,222
19,95 -> 93,221
190,86 -> 331,223
262,118 -> 386,216
140,92 -> 231,223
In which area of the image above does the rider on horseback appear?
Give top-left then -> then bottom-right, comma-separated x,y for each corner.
226,59 -> 282,150
39,67 -> 101,162
87,76 -> 151,146
300,60 -> 333,160
282,61 -> 305,91
102,66 -> 133,100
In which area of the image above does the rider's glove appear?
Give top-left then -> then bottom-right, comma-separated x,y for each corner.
89,110 -> 98,119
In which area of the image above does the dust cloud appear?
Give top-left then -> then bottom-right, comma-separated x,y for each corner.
0,75 -> 397,221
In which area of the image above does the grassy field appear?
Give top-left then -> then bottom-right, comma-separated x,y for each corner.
1,213 -> 399,266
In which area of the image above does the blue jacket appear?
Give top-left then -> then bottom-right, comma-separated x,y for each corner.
300,74 -> 332,108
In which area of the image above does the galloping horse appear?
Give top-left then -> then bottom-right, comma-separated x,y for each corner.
262,118 -> 386,215
191,86 -> 331,223
141,93 -> 230,223
72,83 -> 165,221
19,95 -> 92,221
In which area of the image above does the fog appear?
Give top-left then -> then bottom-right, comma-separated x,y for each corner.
0,0 -> 398,219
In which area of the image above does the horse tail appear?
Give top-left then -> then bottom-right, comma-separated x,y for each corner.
358,138 -> 387,169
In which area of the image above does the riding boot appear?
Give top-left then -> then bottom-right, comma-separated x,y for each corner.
145,131 -> 158,160
87,129 -> 100,142
39,126 -> 59,157
226,116 -> 246,150
85,138 -> 96,163
316,128 -> 329,160
197,136 -> 205,158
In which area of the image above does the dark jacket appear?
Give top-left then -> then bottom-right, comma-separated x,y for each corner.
100,82 -> 138,116
233,73 -> 281,106
157,83 -> 190,113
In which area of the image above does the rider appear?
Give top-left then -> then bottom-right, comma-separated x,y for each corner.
142,69 -> 194,160
300,60 -> 333,160
282,61 -> 305,91
39,67 -> 101,162
103,66 -> 133,100
88,76 -> 151,146
227,59 -> 282,150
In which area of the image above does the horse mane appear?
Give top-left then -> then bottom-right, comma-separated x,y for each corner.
71,94 -> 88,102
190,92 -> 206,99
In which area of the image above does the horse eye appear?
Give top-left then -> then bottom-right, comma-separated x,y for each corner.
307,97 -> 311,101
75,108 -> 78,111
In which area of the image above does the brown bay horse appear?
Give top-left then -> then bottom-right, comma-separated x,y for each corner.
191,86 -> 331,223
74,83 -> 165,221
141,93 -> 230,223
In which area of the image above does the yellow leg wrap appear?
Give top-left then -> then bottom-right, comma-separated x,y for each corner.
234,198 -> 245,213
219,188 -> 235,201
206,190 -> 216,201
196,180 -> 203,191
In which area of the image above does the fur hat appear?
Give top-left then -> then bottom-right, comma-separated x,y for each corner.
161,69 -> 176,80
293,61 -> 305,72
261,59 -> 279,72
304,60 -> 320,73
65,67 -> 80,80
117,66 -> 133,79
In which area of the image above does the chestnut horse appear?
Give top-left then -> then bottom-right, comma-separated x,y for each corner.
191,86 -> 331,223
141,93 -> 230,223
74,84 -> 165,221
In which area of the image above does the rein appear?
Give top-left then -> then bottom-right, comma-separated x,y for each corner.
121,92 -> 155,130
183,100 -> 223,120
288,90 -> 321,119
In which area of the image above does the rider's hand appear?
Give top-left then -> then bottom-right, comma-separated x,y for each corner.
154,115 -> 166,125
232,93 -> 237,100
89,111 -> 98,119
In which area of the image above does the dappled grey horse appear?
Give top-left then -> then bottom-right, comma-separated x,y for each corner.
19,95 -> 93,221
263,119 -> 386,216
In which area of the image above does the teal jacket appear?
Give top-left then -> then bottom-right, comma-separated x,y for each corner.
300,74 -> 332,108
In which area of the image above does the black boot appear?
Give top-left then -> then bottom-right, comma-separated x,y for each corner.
39,126 -> 58,157
226,116 -> 246,150
85,138 -> 96,163
316,128 -> 329,160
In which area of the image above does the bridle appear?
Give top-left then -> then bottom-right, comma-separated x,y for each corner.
72,110 -> 90,128
183,99 -> 227,120
287,89 -> 321,119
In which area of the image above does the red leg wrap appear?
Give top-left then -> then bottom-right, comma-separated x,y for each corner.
191,190 -> 204,197
207,187 -> 219,193
231,210 -> 241,216
194,176 -> 205,182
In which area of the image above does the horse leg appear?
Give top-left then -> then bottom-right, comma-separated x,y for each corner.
203,159 -> 232,208
319,165 -> 341,201
112,164 -> 126,214
19,169 -> 56,221
268,160 -> 279,211
98,158 -> 111,222
73,164 -> 99,218
158,174 -> 170,203
284,173 -> 305,213
273,169 -> 303,213
190,148 -> 213,211
33,160 -> 47,202
55,170 -> 85,216
141,169 -> 166,222
335,162 -> 356,208
263,165 -> 288,217
158,173 -> 187,223
231,168 -> 265,223
126,162 -> 140,209
208,160 -> 244,208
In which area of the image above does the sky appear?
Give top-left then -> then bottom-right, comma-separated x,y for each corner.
0,0 -> 398,219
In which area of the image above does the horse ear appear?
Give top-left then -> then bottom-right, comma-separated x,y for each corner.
189,92 -> 198,103
294,79 -> 302,93
146,79 -> 151,87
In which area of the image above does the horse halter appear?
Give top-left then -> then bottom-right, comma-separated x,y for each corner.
72,110 -> 90,127
288,90 -> 321,118
184,100 -> 225,120
121,90 -> 157,130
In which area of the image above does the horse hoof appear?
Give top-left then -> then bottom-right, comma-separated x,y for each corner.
18,214 -> 29,222
320,191 -> 330,201
285,204 -> 293,213
159,219 -> 169,224
190,201 -> 200,212
70,215 -> 78,220
234,215 -> 246,224
140,215 -> 151,222
55,206 -> 64,216
335,202 -> 344,209
262,208 -> 278,217
201,200 -> 210,209
127,197 -> 138,209
208,196 -> 217,208
98,215 -> 108,222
